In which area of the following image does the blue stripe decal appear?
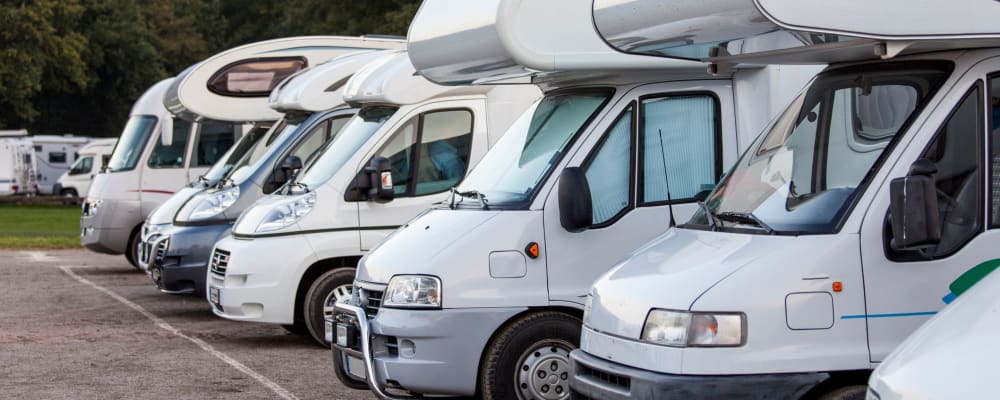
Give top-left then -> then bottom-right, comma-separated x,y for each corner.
840,311 -> 937,320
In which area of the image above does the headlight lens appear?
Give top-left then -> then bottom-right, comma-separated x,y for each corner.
383,275 -> 441,308
255,192 -> 315,233
641,309 -> 744,347
187,186 -> 240,221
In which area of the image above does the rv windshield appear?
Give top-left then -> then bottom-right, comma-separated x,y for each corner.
226,120 -> 298,183
688,61 -> 952,234
202,123 -> 272,184
455,90 -> 612,208
294,106 -> 397,191
106,115 -> 157,172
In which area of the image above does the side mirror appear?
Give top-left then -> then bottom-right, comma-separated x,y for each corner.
270,155 -> 303,190
558,167 -> 593,232
888,158 -> 941,251
344,157 -> 395,203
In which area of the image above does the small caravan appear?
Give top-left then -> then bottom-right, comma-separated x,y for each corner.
31,135 -> 92,195
328,1 -> 818,398
206,50 -> 541,347
54,138 -> 116,198
82,36 -> 401,268
139,47 -> 403,297
570,1 -> 1000,399
0,130 -> 36,195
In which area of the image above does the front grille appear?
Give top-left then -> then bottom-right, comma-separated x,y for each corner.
154,238 -> 169,261
359,288 -> 383,318
209,249 -> 230,276
578,363 -> 631,392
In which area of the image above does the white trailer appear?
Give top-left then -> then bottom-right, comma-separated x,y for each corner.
30,135 -> 92,195
327,1 -> 819,398
82,36 -> 403,268
571,1 -> 1000,399
0,130 -> 37,195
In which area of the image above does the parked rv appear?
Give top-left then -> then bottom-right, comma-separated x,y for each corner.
31,135 -> 92,195
0,130 -> 37,195
139,47 -> 403,296
328,1 -> 818,398
867,263 -> 1000,400
206,50 -> 541,347
570,1 -> 1000,399
82,36 -> 400,268
55,138 -> 116,198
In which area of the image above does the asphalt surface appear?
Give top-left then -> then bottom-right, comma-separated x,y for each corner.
0,249 -> 375,400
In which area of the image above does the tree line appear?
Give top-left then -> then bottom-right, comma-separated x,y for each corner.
0,0 -> 420,137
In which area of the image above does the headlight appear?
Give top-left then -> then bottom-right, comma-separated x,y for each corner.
187,186 -> 240,221
83,199 -> 103,216
641,309 -> 744,347
383,275 -> 441,309
255,192 -> 315,233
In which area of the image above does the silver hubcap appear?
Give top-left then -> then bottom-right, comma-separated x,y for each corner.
516,341 -> 572,400
322,284 -> 353,318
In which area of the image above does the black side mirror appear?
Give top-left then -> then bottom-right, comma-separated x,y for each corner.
558,167 -> 593,232
344,157 -> 395,203
888,158 -> 941,251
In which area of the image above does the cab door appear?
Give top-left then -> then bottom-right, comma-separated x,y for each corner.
357,99 -> 488,250
859,60 -> 1000,361
140,116 -> 194,213
542,81 -> 737,304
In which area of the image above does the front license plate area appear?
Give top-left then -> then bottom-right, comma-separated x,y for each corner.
209,287 -> 221,309
345,353 -> 367,380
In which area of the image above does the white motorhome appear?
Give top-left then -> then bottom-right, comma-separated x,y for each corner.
55,138 -> 116,198
82,36 -> 400,268
866,262 -> 1000,400
31,135 -> 91,194
0,130 -> 37,195
139,47 -> 402,297
571,1 -> 1000,399
328,1 -> 818,398
206,50 -> 541,346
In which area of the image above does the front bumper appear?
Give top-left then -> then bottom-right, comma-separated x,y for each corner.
569,349 -> 827,400
207,234 -> 317,325
330,292 -> 524,398
140,222 -> 231,295
81,199 -> 139,254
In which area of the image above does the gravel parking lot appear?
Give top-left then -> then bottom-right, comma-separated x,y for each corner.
0,249 -> 373,400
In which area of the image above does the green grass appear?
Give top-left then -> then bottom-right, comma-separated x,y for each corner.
0,204 -> 82,249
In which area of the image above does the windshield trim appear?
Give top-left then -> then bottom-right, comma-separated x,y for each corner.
684,59 -> 955,236
106,114 -> 158,173
463,87 -> 617,211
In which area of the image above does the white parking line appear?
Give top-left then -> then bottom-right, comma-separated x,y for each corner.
59,265 -> 300,400
23,251 -> 56,262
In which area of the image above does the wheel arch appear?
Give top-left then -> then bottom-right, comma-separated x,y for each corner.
292,255 -> 362,324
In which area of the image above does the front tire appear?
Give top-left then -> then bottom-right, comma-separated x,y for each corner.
480,312 -> 580,400
125,228 -> 141,270
303,267 -> 355,346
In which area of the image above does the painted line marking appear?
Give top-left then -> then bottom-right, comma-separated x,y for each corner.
23,251 -> 56,262
59,265 -> 299,400
840,311 -> 937,320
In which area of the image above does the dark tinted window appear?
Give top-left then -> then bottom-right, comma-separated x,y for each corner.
48,152 -> 67,164
194,121 -> 237,167
148,119 -> 191,168
207,57 -> 306,97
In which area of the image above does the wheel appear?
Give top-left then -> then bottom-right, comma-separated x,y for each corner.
818,385 -> 867,400
60,188 -> 78,197
333,348 -> 371,390
281,323 -> 308,335
303,267 -> 356,347
125,228 -> 141,270
480,312 -> 581,400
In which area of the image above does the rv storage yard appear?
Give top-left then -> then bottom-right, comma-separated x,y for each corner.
0,249 -> 370,400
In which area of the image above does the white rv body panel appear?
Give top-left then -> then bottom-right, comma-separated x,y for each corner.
0,134 -> 36,195
268,51 -> 388,113
867,264 -> 1000,400
165,36 -> 405,124
30,135 -> 91,194
207,50 -> 541,348
55,138 -> 116,197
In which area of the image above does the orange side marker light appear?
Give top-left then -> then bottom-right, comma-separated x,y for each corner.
832,282 -> 843,292
525,242 -> 539,259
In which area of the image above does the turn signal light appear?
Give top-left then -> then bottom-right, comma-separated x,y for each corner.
525,242 -> 539,259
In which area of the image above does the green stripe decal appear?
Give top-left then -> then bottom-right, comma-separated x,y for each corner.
942,258 -> 1000,304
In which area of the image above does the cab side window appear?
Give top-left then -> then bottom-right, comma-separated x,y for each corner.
640,95 -> 720,204
923,85 -> 983,257
148,118 -> 191,168
371,109 -> 473,197
990,75 -> 1000,226
584,106 -> 633,225
194,121 -> 236,167
69,157 -> 93,175
291,120 -> 331,164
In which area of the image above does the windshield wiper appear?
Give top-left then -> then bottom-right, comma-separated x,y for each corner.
697,201 -> 720,231
449,187 -> 489,210
716,211 -> 775,235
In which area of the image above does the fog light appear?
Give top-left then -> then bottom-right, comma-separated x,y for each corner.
336,323 -> 356,348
